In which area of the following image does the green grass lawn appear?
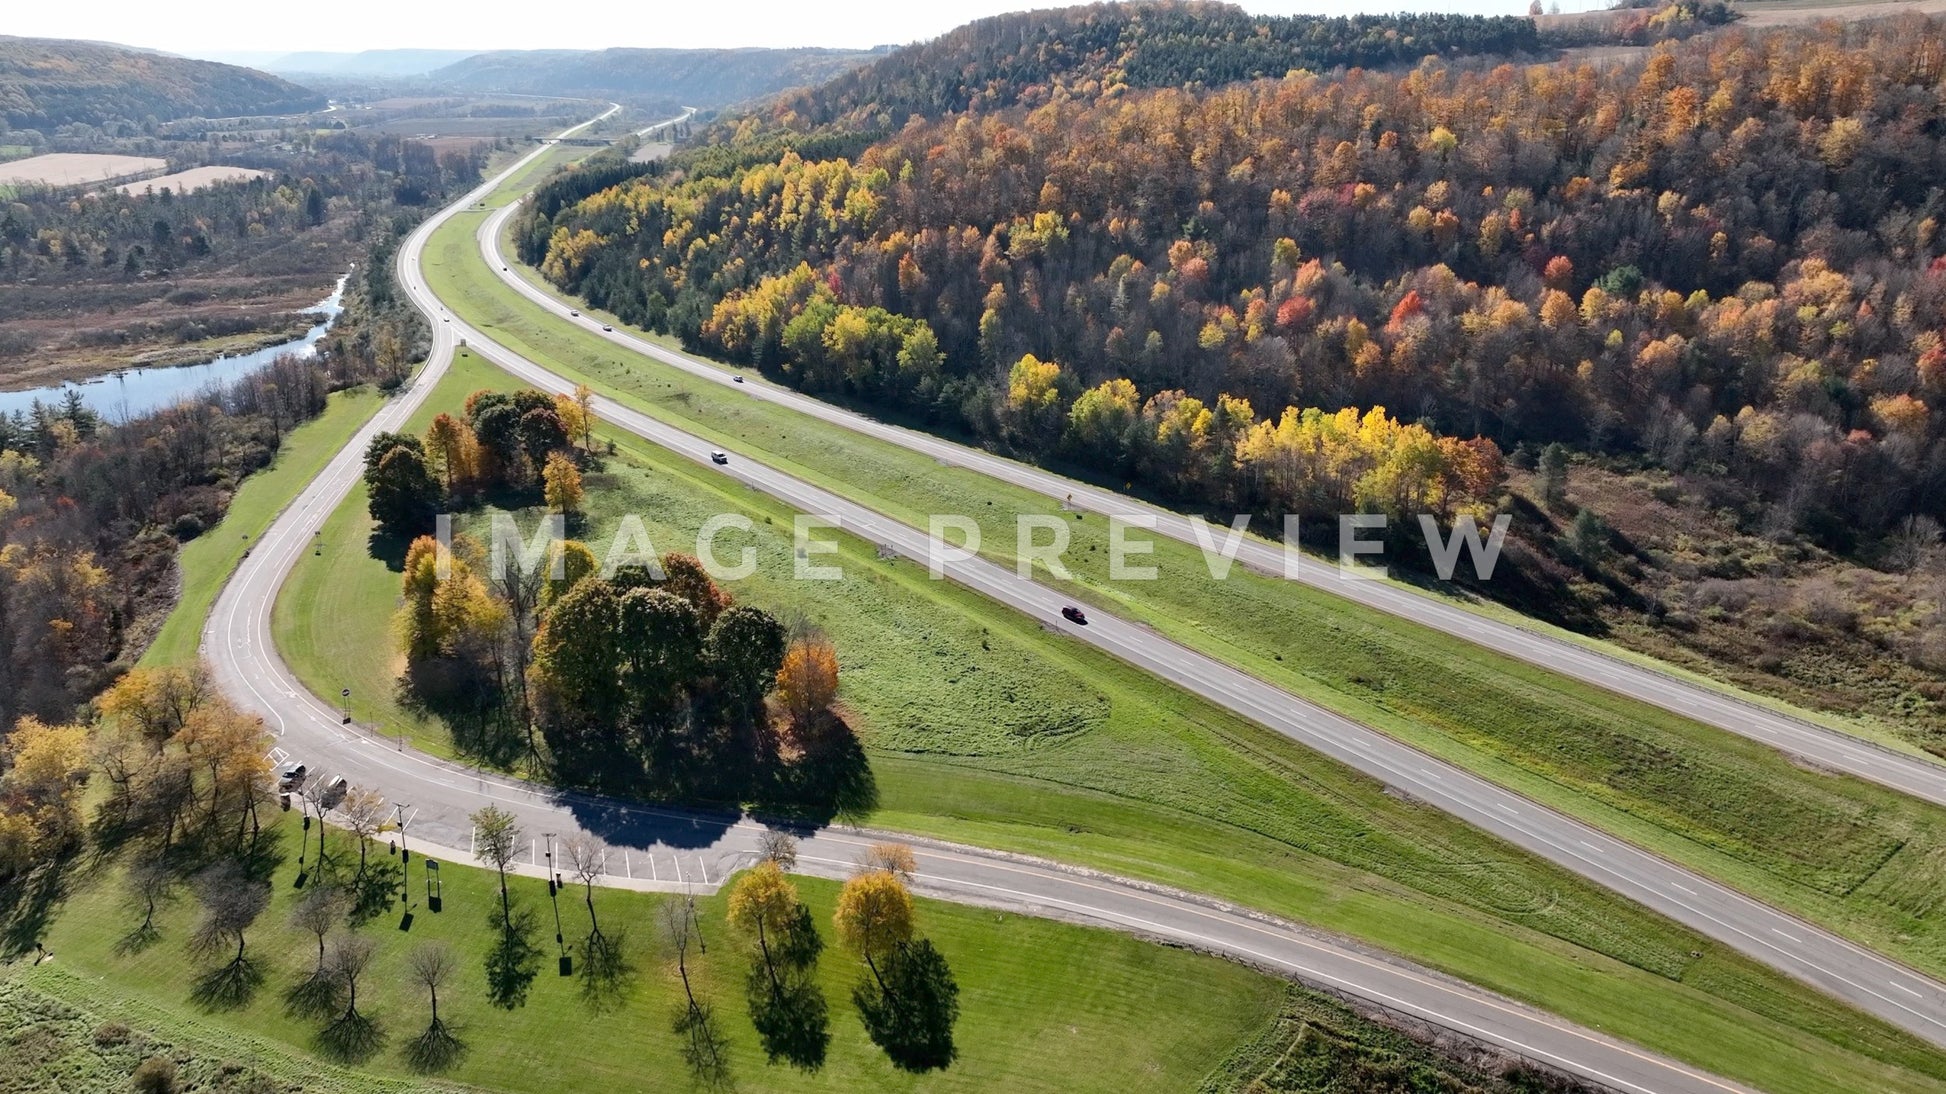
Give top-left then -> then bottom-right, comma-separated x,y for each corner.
268,353 -> 1946,1094
25,816 -> 1285,1094
406,188 -> 1946,993
143,386 -> 388,668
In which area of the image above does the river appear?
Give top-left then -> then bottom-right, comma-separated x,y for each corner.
0,273 -> 348,423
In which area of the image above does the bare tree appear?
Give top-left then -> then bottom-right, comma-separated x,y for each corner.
757,829 -> 798,872
340,787 -> 390,875
859,842 -> 916,883
1888,514 -> 1944,573
560,832 -> 606,936
560,833 -> 633,1012
187,861 -> 269,1008
404,941 -> 464,1072
318,933 -> 382,1062
286,885 -> 350,1018
663,893 -> 732,1089
489,551 -> 545,752
293,885 -> 350,971
117,860 -> 175,953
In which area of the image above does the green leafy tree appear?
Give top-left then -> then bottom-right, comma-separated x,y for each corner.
363,432 -> 439,538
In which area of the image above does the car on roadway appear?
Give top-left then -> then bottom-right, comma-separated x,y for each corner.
277,762 -> 308,790
602,324 -> 613,332
733,375 -> 745,383
570,310 -> 579,317
1061,605 -> 1088,625
502,266 -> 508,271
710,450 -> 729,465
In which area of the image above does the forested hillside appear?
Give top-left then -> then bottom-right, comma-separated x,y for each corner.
0,36 -> 321,129
427,46 -> 882,106
777,2 -> 1541,128
525,8 -> 1946,727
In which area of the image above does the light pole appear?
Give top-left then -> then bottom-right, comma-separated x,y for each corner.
544,832 -> 569,975
394,804 -> 412,907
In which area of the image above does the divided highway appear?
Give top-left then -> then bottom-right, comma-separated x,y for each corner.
193,108 -> 1898,1093
193,109 -> 1749,1094
463,125 -> 1946,1047
476,202 -> 1946,811
439,233 -> 1946,1048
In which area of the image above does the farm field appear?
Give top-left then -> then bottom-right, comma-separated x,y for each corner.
0,152 -> 163,186
422,198 -> 1946,993
115,165 -> 269,195
266,354 -> 1946,1094
1735,0 -> 1946,22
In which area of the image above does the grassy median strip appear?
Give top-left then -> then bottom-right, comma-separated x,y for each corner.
410,195 -> 1946,992
28,812 -> 1282,1094
142,386 -> 388,668
270,352 -> 1946,1092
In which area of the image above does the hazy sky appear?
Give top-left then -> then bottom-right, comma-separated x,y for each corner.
11,0 -> 1597,57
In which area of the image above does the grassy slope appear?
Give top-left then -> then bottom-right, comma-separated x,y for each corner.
270,354 -> 1946,1094
415,191 -> 1946,990
0,974 -> 440,1094
28,818 -> 1282,1094
142,386 -> 387,668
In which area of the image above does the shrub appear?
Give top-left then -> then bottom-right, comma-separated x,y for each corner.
131,1055 -> 178,1094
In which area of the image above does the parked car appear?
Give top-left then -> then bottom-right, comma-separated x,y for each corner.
710,450 -> 730,465
1061,605 -> 1088,625
277,762 -> 308,789
320,776 -> 349,809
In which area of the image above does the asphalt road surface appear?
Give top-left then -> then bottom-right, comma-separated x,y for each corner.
192,110 -> 1821,1094
457,177 -> 1946,1050
475,202 -> 1946,815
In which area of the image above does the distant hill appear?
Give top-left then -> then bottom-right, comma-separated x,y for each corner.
778,0 -> 1542,128
0,36 -> 322,129
266,49 -> 484,78
427,46 -> 885,106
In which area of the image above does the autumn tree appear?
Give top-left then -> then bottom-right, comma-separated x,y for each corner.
660,552 -> 731,627
554,386 -> 596,451
775,635 -> 841,734
835,860 -> 958,1071
424,413 -> 481,496
98,666 -> 209,746
730,861 -> 830,1069
542,452 -> 584,517
0,715 -> 90,875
